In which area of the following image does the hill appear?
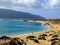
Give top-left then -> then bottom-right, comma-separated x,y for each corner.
0,9 -> 45,20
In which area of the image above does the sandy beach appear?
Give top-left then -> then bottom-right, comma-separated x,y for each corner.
0,20 -> 60,45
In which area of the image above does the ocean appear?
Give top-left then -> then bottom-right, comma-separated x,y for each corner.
0,20 -> 49,36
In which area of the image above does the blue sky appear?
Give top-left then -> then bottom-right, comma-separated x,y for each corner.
0,0 -> 60,19
18,7 -> 60,19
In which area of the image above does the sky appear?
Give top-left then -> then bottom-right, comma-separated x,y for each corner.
0,0 -> 60,19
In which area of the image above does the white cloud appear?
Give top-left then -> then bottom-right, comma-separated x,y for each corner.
0,0 -> 43,10
46,0 -> 60,8
0,0 -> 60,11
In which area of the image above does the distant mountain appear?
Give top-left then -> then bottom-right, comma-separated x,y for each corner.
0,9 -> 45,20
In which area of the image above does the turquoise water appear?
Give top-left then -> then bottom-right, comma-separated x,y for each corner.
0,20 -> 48,36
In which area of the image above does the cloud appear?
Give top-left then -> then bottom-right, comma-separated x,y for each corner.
0,0 -> 60,11
46,0 -> 60,8
0,0 -> 43,10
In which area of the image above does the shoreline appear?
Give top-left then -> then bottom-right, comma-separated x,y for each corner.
10,20 -> 60,38
10,21 -> 51,37
10,28 -> 50,37
0,20 -> 50,37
